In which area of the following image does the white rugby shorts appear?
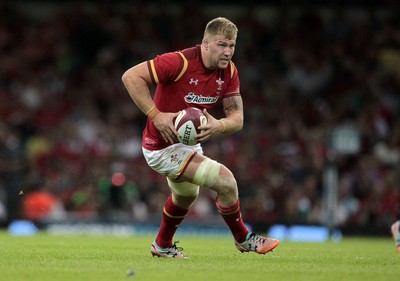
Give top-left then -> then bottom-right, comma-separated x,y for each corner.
142,143 -> 203,179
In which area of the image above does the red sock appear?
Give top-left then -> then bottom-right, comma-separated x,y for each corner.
155,195 -> 188,248
216,200 -> 249,243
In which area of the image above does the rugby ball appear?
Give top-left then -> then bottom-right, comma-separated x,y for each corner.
174,107 -> 207,146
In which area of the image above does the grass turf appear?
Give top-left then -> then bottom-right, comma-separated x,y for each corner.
0,231 -> 398,281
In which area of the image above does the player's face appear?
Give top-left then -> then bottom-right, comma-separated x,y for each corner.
206,35 -> 236,69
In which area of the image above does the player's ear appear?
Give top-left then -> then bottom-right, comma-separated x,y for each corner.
203,39 -> 209,50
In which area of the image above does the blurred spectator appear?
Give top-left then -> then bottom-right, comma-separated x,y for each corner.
21,189 -> 66,221
0,122 -> 28,224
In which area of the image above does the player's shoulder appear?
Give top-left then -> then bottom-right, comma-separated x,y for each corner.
170,46 -> 199,81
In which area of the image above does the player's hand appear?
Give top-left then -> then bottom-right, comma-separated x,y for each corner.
196,109 -> 221,143
152,111 -> 179,144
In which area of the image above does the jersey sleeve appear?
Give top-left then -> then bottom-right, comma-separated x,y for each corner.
224,61 -> 241,98
147,52 -> 184,84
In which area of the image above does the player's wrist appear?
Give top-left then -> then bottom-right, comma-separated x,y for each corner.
146,106 -> 160,120
219,119 -> 227,134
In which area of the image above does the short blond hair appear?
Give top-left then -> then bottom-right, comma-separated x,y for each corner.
203,17 -> 238,40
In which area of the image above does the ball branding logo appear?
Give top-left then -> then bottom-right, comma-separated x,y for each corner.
182,124 -> 193,144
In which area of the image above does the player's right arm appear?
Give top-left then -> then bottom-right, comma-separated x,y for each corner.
122,62 -> 155,115
121,62 -> 178,144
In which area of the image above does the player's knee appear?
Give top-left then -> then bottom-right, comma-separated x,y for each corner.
192,158 -> 221,188
214,167 -> 238,196
221,167 -> 237,188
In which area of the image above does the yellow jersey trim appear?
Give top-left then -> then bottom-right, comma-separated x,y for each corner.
149,60 -> 159,84
230,61 -> 235,78
175,52 -> 188,82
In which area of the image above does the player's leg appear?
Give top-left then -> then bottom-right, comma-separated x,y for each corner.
143,144 -> 201,258
152,179 -> 198,250
151,181 -> 199,259
189,157 -> 247,239
183,153 -> 279,254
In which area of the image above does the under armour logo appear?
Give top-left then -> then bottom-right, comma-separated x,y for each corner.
189,78 -> 198,85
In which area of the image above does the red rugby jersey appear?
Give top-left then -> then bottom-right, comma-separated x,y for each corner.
142,45 -> 241,150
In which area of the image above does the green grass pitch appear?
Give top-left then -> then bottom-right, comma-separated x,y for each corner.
0,231 -> 398,281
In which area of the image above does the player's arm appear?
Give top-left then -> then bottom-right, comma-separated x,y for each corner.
121,62 -> 155,115
121,62 -> 178,144
219,95 -> 244,134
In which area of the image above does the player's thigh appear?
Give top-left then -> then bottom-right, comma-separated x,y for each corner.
142,143 -> 202,179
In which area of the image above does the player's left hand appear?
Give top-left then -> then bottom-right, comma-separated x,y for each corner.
196,109 -> 222,143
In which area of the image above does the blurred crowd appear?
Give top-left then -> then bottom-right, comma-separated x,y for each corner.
0,1 -> 399,232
